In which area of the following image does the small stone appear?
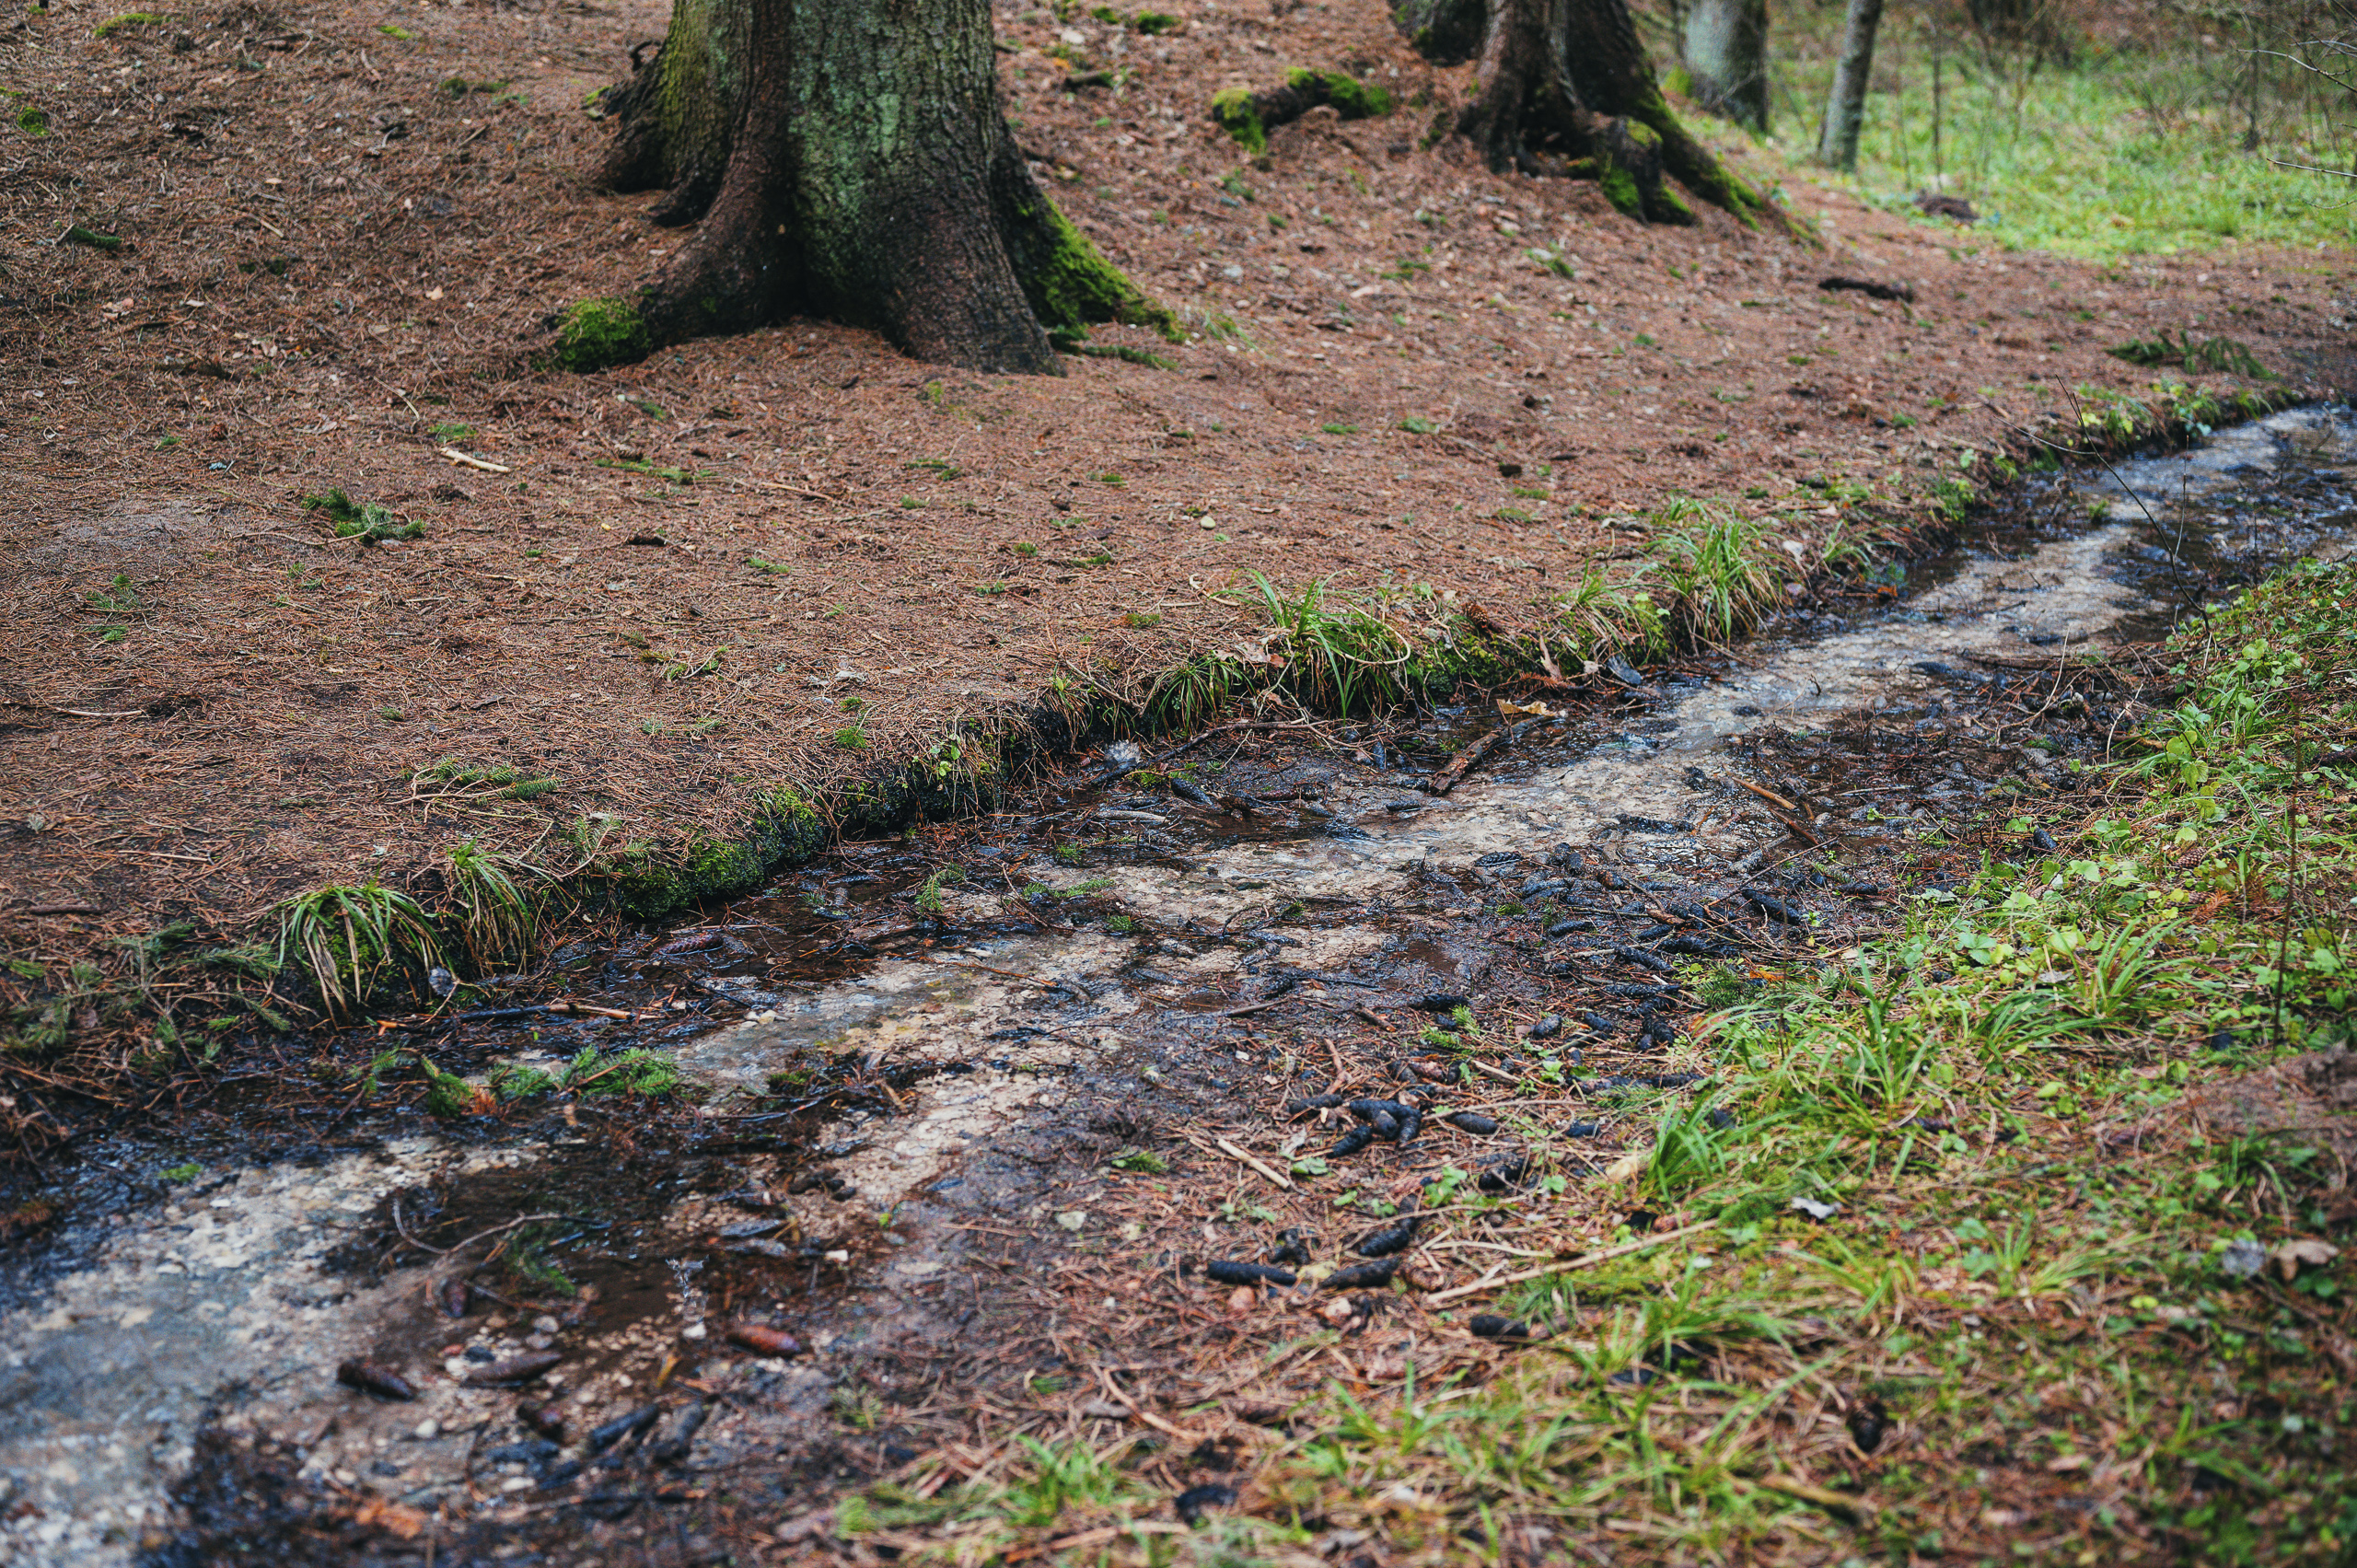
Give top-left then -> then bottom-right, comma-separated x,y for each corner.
412,1420 -> 440,1440
1226,1285 -> 1257,1313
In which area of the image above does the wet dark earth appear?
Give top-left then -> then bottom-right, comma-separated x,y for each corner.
4,408 -> 2355,1565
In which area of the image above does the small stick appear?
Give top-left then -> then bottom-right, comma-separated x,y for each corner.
1426,1221 -> 1718,1305
1729,776 -> 1800,813
1186,1133 -> 1293,1190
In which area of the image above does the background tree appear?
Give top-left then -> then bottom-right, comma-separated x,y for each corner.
1681,0 -> 1771,132
1391,0 -> 1791,229
563,0 -> 1171,375
1816,0 -> 1885,168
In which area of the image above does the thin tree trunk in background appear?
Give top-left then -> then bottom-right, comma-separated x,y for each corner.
1817,0 -> 1884,169
1680,0 -> 1770,132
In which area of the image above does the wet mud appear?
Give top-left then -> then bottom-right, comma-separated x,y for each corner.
4,409 -> 2354,1564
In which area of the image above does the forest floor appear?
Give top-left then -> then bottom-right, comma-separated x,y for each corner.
2,0 -> 2351,970
4,6 -> 2357,1566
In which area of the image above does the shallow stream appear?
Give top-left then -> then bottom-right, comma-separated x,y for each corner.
6,407 -> 2354,1563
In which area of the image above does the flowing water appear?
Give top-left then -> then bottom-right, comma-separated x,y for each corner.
6,408 -> 2354,1562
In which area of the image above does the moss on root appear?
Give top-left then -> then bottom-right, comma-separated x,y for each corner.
1018,197 -> 1183,344
1284,68 -> 1394,120
1209,87 -> 1267,155
552,296 -> 652,373
603,786 -> 828,921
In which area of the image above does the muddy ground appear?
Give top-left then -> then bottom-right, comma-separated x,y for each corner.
3,0 -> 2351,983
6,410 -> 2353,1563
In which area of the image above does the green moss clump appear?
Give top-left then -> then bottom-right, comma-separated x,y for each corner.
1018,196 -> 1183,343
1597,160 -> 1643,220
17,107 -> 48,138
552,296 -> 650,373
603,786 -> 828,921
1209,87 -> 1267,155
93,11 -> 163,38
1286,68 -> 1393,120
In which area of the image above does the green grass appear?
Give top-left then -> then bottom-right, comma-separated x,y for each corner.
442,839 -> 544,970
1770,32 -> 2357,260
273,880 -> 441,1018
1225,558 -> 2357,1562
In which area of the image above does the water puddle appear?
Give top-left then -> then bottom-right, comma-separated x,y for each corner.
5,407 -> 2353,1562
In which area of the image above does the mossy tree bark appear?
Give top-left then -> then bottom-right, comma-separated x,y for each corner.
1680,0 -> 1769,133
1392,0 -> 1792,234
582,0 -> 1168,375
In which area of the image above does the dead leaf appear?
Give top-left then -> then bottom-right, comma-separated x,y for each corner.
2273,1237 -> 2340,1283
353,1496 -> 428,1539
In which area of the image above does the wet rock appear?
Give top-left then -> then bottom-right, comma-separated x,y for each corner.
1604,652 -> 1644,687
1323,1259 -> 1400,1291
1469,1314 -> 1532,1341
1205,1260 -> 1298,1286
1445,1111 -> 1498,1135
461,1351 -> 563,1388
484,1438 -> 560,1467
335,1361 -> 418,1401
439,1278 -> 471,1318
726,1323 -> 805,1357
586,1404 -> 662,1456
1847,1402 -> 1889,1454
1476,1157 -> 1531,1192
519,1403 -> 568,1441
1175,1482 -> 1238,1526
1614,814 -> 1692,834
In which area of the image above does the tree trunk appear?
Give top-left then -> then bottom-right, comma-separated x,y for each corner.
1816,0 -> 1883,170
1680,0 -> 1769,133
572,0 -> 1170,375
1397,0 -> 1791,233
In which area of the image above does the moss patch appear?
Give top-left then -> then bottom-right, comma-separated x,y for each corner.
1209,87 -> 1267,155
1285,67 -> 1394,120
1016,196 -> 1182,344
552,296 -> 651,373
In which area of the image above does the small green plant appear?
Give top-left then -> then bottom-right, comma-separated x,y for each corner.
1321,422 -> 1360,435
159,1162 -> 199,1183
834,725 -> 868,749
85,573 -> 140,614
273,880 -> 442,1016
15,108 -> 47,138
444,839 -> 543,968
429,421 -> 476,442
1398,415 -> 1437,434
913,865 -> 965,915
2110,329 -> 2274,379
303,488 -> 424,544
747,555 -> 792,575
375,21 -> 413,39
